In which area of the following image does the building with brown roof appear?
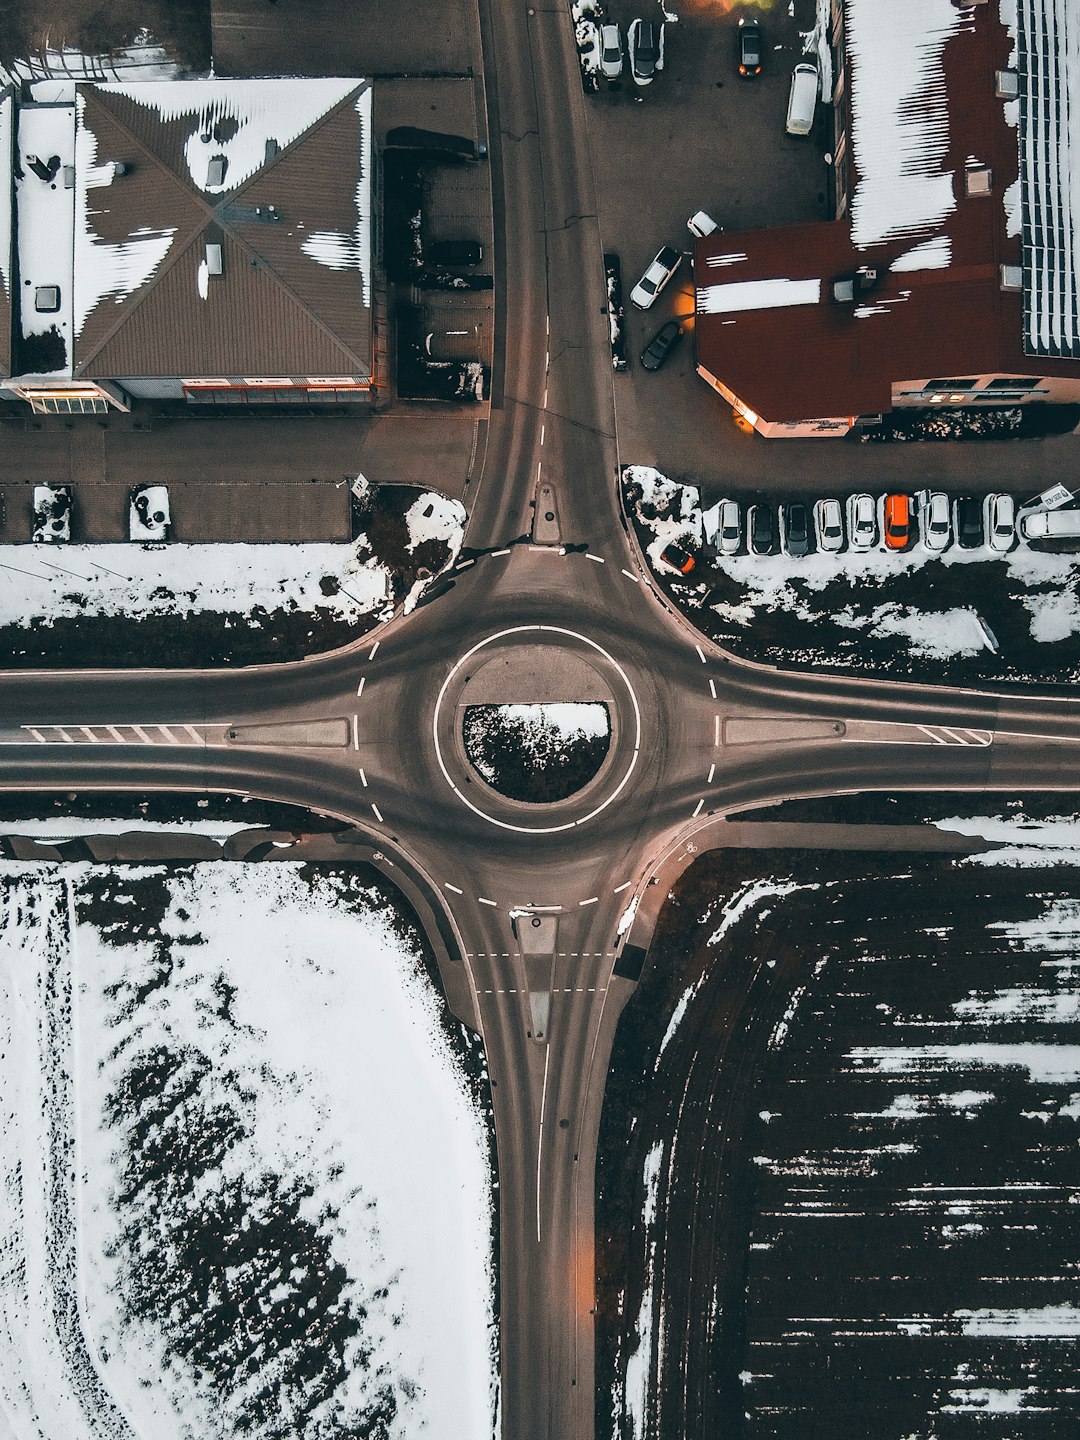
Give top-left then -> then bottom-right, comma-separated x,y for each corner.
694,0 -> 1080,438
0,76 -> 380,415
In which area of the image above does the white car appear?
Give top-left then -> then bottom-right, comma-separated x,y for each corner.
630,244 -> 682,309
628,18 -> 665,86
599,24 -> 623,79
687,210 -> 718,238
921,491 -> 952,552
718,499 -> 742,555
846,493 -> 876,550
985,492 -> 1016,552
814,497 -> 844,551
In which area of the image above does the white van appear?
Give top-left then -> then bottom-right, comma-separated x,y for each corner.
687,210 -> 718,238
1020,508 -> 1080,540
786,63 -> 819,136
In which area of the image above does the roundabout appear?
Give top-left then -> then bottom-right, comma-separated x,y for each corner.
431,625 -> 642,834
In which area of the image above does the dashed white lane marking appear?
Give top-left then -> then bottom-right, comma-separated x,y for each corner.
586,553 -> 605,564
478,896 -> 498,907
695,644 -> 707,663
714,714 -> 721,746
356,677 -> 365,697
707,763 -> 715,783
479,986 -> 610,994
537,1046 -> 551,1240
709,678 -> 717,700
493,547 -> 511,557
579,896 -> 599,906
359,768 -> 368,787
693,798 -> 704,817
351,715 -> 359,750
370,803 -> 384,823
621,568 -> 639,582
470,954 -> 614,961
540,424 -> 545,445
613,880 -> 632,893
444,882 -> 464,895
455,558 -> 475,571
368,640 -> 380,659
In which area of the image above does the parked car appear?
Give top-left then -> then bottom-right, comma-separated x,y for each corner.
847,493 -> 877,550
748,502 -> 775,555
737,18 -> 762,77
129,484 -> 171,542
786,62 -> 818,135
687,210 -> 718,238
781,501 -> 811,557
985,492 -> 1016,552
640,319 -> 683,371
953,495 -> 983,549
32,484 -> 71,543
1020,507 -> 1080,541
883,493 -> 911,550
659,541 -> 695,574
814,497 -> 844,551
599,23 -> 623,80
630,244 -> 682,309
427,239 -> 482,266
718,499 -> 742,555
921,491 -> 951,552
628,19 -> 665,85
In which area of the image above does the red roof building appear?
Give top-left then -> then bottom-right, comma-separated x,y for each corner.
695,0 -> 1080,437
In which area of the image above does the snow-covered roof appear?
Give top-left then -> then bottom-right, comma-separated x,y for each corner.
15,103 -> 76,377
0,90 -> 13,374
695,277 -> 821,315
846,0 -> 973,251
1015,0 -> 1080,356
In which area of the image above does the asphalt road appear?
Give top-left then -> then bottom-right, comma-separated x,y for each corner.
0,6 -> 1080,1440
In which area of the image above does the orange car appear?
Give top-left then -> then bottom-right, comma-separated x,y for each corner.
883,493 -> 911,550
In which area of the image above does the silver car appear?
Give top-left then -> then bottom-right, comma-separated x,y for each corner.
718,499 -> 742,555
846,492 -> 877,550
985,492 -> 1016,552
599,24 -> 623,80
814,497 -> 844,551
922,491 -> 952,552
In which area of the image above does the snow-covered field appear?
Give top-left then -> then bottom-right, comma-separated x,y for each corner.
625,465 -> 1080,671
0,864 -> 495,1440
0,485 -> 465,631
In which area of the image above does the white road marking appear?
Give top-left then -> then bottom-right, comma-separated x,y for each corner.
183,725 -> 202,742
493,547 -> 511,556
709,678 -> 717,700
613,880 -> 632,893
586,553 -> 605,563
27,727 -> 46,743
106,725 -> 127,742
707,763 -> 715,783
356,677 -> 365,697
455,558 -> 475,571
714,714 -> 720,746
478,896 -> 498,907
156,725 -> 177,744
80,726 -> 100,743
359,767 -> 368,787
351,715 -> 359,750
56,728 -> 73,744
537,1044 -> 551,1244
695,644 -> 706,664
131,725 -> 153,743
621,568 -> 639,583
693,798 -> 704,817
368,640 -> 380,659
579,896 -> 599,906
444,882 -> 463,894
370,803 -> 383,822
540,424 -> 545,445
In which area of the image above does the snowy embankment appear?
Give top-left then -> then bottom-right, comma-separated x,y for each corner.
0,485 -> 465,630
0,864 -> 495,1440
624,465 -> 1080,664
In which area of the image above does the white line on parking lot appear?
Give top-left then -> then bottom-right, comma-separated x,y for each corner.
695,644 -> 706,663
692,798 -> 704,818
371,803 -> 383,823
368,641 -> 380,660
444,882 -> 463,895
621,568 -> 639,583
586,553 -> 604,563
356,677 -> 365,698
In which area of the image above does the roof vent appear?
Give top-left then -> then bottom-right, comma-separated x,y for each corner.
205,243 -> 223,277
1000,263 -> 1022,292
966,164 -> 993,196
112,161 -> 130,178
206,155 -> 228,187
264,137 -> 279,163
995,69 -> 1018,99
34,285 -> 60,313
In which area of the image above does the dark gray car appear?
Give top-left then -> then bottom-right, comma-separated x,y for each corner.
782,502 -> 811,557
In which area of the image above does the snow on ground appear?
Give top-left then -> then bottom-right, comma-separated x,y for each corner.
935,813 -> 1080,866
625,466 -> 1080,660
0,818 -> 268,841
405,492 -> 466,552
0,864 -> 495,1440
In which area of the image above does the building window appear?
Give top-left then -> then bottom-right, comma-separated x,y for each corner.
985,376 -> 1041,390
27,394 -> 110,415
922,378 -> 977,390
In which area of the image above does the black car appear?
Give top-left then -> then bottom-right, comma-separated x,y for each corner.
782,502 -> 811,557
748,502 -> 775,555
738,19 -> 762,77
954,495 -> 983,549
427,239 -> 483,266
640,320 -> 683,372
